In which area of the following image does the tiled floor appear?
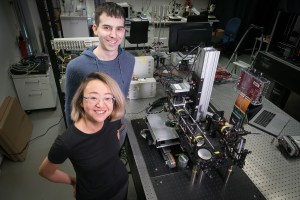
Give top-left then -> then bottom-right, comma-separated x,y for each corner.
0,100 -> 138,200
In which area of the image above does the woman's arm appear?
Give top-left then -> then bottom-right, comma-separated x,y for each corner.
39,156 -> 76,186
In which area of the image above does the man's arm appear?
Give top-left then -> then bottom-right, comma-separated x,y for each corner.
65,65 -> 81,126
118,52 -> 135,146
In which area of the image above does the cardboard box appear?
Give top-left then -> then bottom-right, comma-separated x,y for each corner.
0,96 -> 33,161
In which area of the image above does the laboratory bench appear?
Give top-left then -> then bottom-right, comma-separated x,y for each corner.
125,81 -> 300,200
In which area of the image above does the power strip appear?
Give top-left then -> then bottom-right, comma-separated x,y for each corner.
51,37 -> 99,50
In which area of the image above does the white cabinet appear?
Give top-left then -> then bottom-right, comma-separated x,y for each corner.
11,67 -> 57,111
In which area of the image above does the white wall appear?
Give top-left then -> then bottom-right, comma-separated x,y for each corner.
20,0 -> 43,54
0,1 -> 22,102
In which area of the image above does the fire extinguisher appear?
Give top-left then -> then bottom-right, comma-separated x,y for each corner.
18,31 -> 28,58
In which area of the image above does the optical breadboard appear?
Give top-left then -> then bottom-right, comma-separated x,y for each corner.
51,37 -> 99,50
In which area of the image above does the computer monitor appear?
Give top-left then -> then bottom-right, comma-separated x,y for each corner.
168,22 -> 212,53
187,11 -> 209,22
187,15 -> 208,22
117,2 -> 131,20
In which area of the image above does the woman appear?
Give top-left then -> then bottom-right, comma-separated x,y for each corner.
39,72 -> 128,200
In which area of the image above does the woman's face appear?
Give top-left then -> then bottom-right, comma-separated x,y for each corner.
81,80 -> 115,124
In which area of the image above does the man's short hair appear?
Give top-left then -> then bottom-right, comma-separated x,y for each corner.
95,2 -> 126,25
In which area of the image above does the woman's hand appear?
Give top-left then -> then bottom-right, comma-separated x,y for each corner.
117,124 -> 125,140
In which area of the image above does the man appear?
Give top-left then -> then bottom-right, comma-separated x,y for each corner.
65,2 -> 135,146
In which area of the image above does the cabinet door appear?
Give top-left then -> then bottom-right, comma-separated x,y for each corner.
13,75 -> 57,110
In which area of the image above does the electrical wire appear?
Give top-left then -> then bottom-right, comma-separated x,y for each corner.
126,96 -> 168,115
6,115 -> 64,156
126,107 -> 148,115
154,44 -> 203,89
8,56 -> 49,77
143,0 -> 152,13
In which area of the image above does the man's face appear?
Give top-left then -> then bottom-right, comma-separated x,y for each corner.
93,13 -> 125,52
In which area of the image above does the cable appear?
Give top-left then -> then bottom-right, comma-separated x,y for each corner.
126,107 -> 148,115
143,0 -> 152,13
8,56 -> 49,77
30,115 -> 64,143
146,97 -> 168,114
6,115 -> 64,156
126,97 -> 168,115
156,44 -> 203,87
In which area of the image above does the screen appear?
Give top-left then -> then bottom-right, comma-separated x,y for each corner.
117,3 -> 130,20
123,6 -> 129,19
168,22 -> 212,53
187,11 -> 208,22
